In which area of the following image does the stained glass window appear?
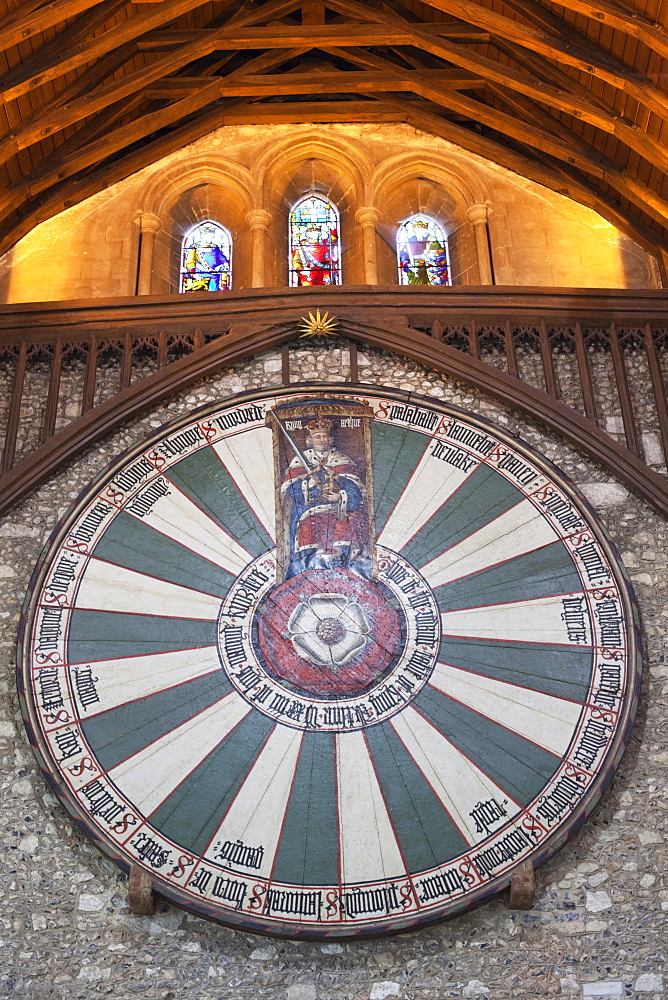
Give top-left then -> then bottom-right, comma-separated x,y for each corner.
397,215 -> 450,286
289,195 -> 341,286
180,220 -> 232,292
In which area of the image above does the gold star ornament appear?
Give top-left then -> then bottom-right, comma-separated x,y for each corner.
298,310 -> 339,339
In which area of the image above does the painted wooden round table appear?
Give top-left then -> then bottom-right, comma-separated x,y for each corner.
19,385 -> 639,937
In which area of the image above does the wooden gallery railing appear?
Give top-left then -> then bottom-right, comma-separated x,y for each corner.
0,286 -> 667,518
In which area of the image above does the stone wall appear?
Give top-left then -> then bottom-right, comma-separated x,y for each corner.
0,122 -> 661,303
0,345 -> 666,1000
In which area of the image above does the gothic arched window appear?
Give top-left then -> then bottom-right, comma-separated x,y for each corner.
289,195 -> 341,286
180,220 -> 232,292
397,215 -> 450,286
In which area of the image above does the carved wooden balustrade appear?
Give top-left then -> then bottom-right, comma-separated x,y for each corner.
1,286 -> 667,518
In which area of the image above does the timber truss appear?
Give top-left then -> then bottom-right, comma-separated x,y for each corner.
1,0 -> 668,262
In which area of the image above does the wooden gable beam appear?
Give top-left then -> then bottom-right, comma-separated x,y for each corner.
0,0 -> 272,103
0,0 -> 111,51
404,0 -> 668,121
549,0 -> 668,62
0,0 -> 130,97
143,67 -> 484,98
315,0 -> 668,180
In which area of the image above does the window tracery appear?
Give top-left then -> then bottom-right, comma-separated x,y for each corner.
397,215 -> 450,286
180,220 -> 232,292
289,195 -> 341,286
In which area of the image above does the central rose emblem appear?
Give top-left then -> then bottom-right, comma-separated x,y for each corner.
256,568 -> 404,699
286,593 -> 371,669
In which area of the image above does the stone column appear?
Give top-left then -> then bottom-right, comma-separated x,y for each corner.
355,207 -> 381,285
246,209 -> 272,288
467,203 -> 493,285
136,212 -> 161,295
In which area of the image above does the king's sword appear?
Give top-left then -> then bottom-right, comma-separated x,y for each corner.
274,417 -> 314,472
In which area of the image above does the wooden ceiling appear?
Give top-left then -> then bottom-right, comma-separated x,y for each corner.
2,0 -> 668,266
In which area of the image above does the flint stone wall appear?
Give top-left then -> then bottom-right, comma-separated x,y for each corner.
0,343 -> 665,1000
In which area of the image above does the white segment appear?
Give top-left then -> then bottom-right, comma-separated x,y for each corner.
378,445 -> 475,552
430,660 -> 581,757
336,730 -> 406,883
440,594 -> 591,646
130,481 -> 253,576
72,646 -> 220,716
76,558 -> 221,620
391,706 -> 521,844
213,426 -> 276,540
421,498 -> 558,589
203,725 -> 303,876
108,691 -> 251,817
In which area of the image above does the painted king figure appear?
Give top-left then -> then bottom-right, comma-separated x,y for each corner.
181,222 -> 231,292
281,418 -> 370,578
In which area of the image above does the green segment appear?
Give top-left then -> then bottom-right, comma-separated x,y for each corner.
365,724 -> 468,871
92,511 -> 235,598
271,732 -> 339,885
167,448 -> 273,556
68,610 -> 217,663
371,422 -> 430,534
401,463 -> 521,568
438,636 -> 592,703
415,686 -> 560,805
150,711 -> 275,855
436,539 -> 582,612
82,671 -> 231,772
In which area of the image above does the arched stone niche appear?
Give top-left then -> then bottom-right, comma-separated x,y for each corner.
368,153 -> 491,285
257,133 -> 371,286
140,160 -> 254,294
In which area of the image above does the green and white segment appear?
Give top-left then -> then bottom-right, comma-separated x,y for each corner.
22,387 -> 636,938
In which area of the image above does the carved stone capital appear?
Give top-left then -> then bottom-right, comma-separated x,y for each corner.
245,209 -> 272,231
138,212 -> 161,234
355,207 -> 381,228
466,203 -> 489,226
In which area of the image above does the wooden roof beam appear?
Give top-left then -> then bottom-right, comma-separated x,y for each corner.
136,21 -> 491,49
0,0 -> 112,52
549,0 -> 668,63
0,47 -> 308,217
0,0 -> 300,103
398,0 -> 668,121
143,68 -> 485,98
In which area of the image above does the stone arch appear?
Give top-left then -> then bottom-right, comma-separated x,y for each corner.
139,161 -> 254,293
369,154 -> 491,285
254,133 -> 373,286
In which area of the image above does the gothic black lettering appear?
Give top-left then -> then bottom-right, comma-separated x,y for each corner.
561,596 -> 589,643
37,667 -> 63,711
54,726 -> 82,762
266,888 -> 321,920
573,718 -> 612,770
131,831 -> 171,869
214,838 -> 264,870
431,440 -> 477,472
416,867 -> 465,902
446,422 -> 496,456
536,774 -> 585,825
125,477 -> 171,517
47,553 -> 79,594
74,665 -> 100,711
80,779 -> 125,825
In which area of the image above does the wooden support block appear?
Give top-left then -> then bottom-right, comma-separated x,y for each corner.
129,865 -> 155,915
509,861 -> 535,910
